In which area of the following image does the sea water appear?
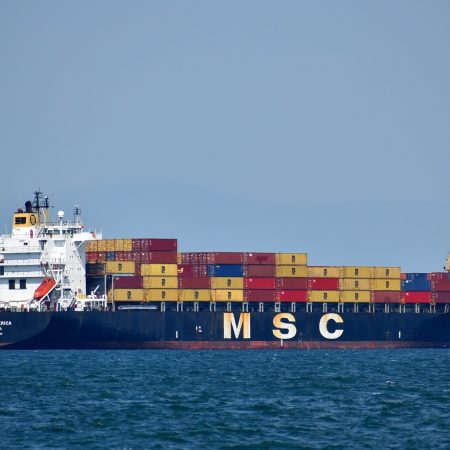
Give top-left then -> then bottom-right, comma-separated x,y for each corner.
1,350 -> 450,449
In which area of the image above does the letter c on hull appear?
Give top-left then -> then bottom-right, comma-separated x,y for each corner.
319,313 -> 344,339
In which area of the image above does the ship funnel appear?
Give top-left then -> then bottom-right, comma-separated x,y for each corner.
25,201 -> 32,213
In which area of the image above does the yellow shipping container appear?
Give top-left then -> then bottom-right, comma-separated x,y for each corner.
276,266 -> 308,278
140,264 -> 178,276
106,240 -> 115,251
106,261 -> 135,274
114,239 -> 124,252
373,267 -> 401,279
342,266 -> 374,278
113,289 -> 144,301
339,290 -> 371,303
177,253 -> 182,264
144,289 -> 178,301
210,277 -> 244,289
97,240 -> 108,252
307,266 -> 342,278
211,290 -> 244,301
178,289 -> 212,302
339,279 -> 371,290
276,253 -> 307,266
143,276 -> 178,289
86,240 -> 98,252
371,279 -> 401,291
308,290 -> 340,302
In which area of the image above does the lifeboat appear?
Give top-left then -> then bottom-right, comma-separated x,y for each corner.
34,277 -> 56,300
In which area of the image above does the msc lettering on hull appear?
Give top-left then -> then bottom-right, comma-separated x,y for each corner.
223,313 -> 344,340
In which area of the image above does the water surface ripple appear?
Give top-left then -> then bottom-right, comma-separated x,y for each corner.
1,350 -> 450,449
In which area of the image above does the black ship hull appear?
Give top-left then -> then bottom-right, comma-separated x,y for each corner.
2,311 -> 450,349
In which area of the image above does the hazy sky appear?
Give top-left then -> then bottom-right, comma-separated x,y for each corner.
1,1 -> 449,271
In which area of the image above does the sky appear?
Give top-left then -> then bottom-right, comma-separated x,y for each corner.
1,1 -> 449,271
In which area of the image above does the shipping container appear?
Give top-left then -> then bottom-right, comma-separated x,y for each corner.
97,240 -> 108,252
432,280 -> 450,291
130,251 -> 177,264
434,292 -> 450,303
406,273 -> 428,280
181,252 -> 209,264
140,264 -> 178,277
244,253 -> 276,265
132,238 -> 177,252
113,276 -> 143,289
342,267 -> 373,278
178,289 -> 212,302
309,278 -> 340,290
429,272 -> 449,281
144,289 -> 178,301
210,277 -> 244,289
178,277 -> 211,289
401,279 -> 432,292
86,240 -> 98,252
211,290 -> 244,301
114,252 -> 133,261
276,277 -> 308,290
244,278 -> 276,290
308,291 -> 340,302
207,264 -> 244,277
105,261 -> 135,274
373,267 -> 401,279
177,264 -> 194,277
339,290 -> 371,303
244,290 -> 277,302
97,252 -> 106,262
86,252 -> 98,262
275,266 -> 308,278
371,291 -> 402,304
339,279 -> 371,290
277,290 -> 308,302
402,291 -> 432,304
276,253 -> 307,266
143,276 -> 178,289
307,266 -> 342,278
208,252 -> 244,264
113,289 -> 144,301
244,265 -> 276,277
106,252 -> 116,261
371,279 -> 401,291
177,253 -> 182,265
106,240 -> 115,251
86,263 -> 105,276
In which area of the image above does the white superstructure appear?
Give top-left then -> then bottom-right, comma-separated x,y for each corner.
0,192 -> 103,311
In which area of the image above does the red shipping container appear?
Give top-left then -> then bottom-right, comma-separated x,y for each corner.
309,278 -> 340,290
244,290 -> 277,302
244,265 -> 276,277
277,290 -> 308,302
400,273 -> 407,280
207,252 -> 244,264
371,291 -> 402,304
244,278 -> 276,290
178,276 -> 211,289
428,272 -> 449,281
116,252 -> 133,261
244,253 -> 276,265
276,278 -> 308,290
97,252 -> 106,262
402,292 -> 432,304
181,252 -> 208,264
132,238 -> 177,252
86,252 -> 98,262
178,264 -> 194,277
434,292 -> 450,303
432,280 -> 450,291
113,276 -> 143,289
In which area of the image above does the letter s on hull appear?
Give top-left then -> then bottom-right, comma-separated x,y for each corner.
272,313 -> 297,340
319,313 -> 344,339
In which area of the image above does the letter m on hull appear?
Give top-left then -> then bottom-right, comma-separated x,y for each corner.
223,313 -> 251,339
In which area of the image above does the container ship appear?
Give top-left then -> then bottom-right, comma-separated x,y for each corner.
1,192 -> 450,350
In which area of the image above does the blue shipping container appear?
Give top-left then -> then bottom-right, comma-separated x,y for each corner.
406,273 -> 428,280
107,252 -> 116,261
401,279 -> 431,291
207,264 -> 244,277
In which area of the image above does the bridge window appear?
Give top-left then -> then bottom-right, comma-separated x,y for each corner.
15,216 -> 26,225
8,279 -> 15,290
20,279 -> 26,289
